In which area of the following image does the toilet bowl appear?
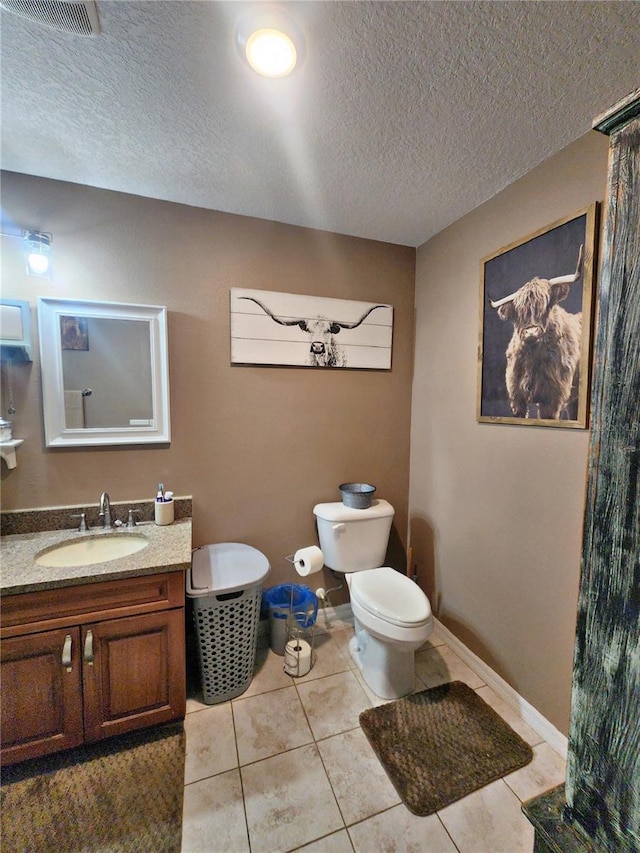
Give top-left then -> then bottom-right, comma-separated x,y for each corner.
313,498 -> 433,700
348,567 -> 432,699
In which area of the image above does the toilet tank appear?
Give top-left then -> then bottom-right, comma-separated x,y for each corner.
313,499 -> 394,572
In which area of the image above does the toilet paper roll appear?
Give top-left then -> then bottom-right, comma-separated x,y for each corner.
293,545 -> 323,577
284,639 -> 313,677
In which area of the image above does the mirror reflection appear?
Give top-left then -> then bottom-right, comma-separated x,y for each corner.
61,316 -> 153,429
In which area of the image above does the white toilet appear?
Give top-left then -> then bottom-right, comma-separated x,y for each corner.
313,498 -> 433,700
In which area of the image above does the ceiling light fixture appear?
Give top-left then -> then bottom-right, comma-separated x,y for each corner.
246,28 -> 296,78
237,8 -> 305,78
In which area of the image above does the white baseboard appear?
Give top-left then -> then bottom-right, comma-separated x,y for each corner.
433,617 -> 568,759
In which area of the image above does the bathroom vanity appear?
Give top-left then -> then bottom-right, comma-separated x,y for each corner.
0,513 -> 191,766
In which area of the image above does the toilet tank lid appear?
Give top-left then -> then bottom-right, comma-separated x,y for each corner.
313,498 -> 394,522
187,542 -> 270,597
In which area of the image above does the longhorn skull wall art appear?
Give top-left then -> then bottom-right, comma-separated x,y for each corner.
230,289 -> 393,369
477,203 -> 598,429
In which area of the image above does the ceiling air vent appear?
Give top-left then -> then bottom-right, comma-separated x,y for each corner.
0,0 -> 100,35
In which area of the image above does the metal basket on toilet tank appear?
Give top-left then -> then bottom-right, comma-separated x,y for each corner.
313,497 -> 433,700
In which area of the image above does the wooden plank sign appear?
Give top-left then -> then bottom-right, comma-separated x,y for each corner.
230,289 -> 393,369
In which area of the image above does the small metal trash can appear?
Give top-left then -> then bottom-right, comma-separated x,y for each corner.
187,543 -> 270,704
263,584 -> 318,655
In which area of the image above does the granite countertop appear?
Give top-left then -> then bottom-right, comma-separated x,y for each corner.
0,519 -> 192,596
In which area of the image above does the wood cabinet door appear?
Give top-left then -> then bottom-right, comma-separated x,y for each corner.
82,609 -> 185,742
0,627 -> 84,765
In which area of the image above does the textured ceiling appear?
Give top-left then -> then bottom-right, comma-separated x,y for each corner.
1,1 -> 639,247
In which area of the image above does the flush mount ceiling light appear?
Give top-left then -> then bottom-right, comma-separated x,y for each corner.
246,28 -> 296,77
236,8 -> 305,78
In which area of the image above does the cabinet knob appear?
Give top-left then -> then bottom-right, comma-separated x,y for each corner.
62,634 -> 73,672
84,629 -> 94,666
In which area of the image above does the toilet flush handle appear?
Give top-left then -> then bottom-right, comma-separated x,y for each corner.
332,523 -> 345,532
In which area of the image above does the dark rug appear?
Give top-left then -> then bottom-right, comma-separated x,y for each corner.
359,681 -> 533,816
0,723 -> 185,853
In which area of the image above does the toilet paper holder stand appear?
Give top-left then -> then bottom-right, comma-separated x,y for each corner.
284,614 -> 316,678
283,553 -> 317,677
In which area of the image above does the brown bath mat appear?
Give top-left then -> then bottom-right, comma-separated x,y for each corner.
359,681 -> 533,816
0,723 -> 185,852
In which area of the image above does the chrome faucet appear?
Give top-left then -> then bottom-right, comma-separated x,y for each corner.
99,491 -> 112,529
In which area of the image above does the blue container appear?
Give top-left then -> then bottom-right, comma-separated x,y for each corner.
263,584 -> 318,655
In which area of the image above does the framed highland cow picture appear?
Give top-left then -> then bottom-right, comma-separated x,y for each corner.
477,203 -> 599,428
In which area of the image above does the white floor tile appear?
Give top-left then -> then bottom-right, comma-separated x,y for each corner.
503,742 -> 566,801
238,643 -> 294,698
293,829 -> 355,852
233,685 -> 313,765
317,727 -> 401,824
297,671 -> 371,740
184,703 -> 237,784
437,779 -> 535,853
182,769 -> 249,853
242,743 -> 344,853
349,805 -> 457,852
185,694 -> 209,714
292,632 -> 352,684
414,644 -> 485,690
475,685 -> 544,747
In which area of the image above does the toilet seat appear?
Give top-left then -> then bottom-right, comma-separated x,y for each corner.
349,567 -> 431,628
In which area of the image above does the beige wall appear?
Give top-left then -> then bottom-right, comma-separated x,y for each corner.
410,131 -> 610,733
0,173 -> 416,601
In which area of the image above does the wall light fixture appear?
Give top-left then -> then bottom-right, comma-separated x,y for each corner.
23,230 -> 52,278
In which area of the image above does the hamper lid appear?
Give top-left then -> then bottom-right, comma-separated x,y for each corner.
187,542 -> 270,597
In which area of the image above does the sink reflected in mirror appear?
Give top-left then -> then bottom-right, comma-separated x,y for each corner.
35,534 -> 149,568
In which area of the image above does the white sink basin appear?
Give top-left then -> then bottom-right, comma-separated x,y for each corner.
36,534 -> 149,568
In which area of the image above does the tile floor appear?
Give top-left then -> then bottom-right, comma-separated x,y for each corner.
181,614 -> 566,853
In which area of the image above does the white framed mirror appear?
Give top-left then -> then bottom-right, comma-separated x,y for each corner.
38,297 -> 171,447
